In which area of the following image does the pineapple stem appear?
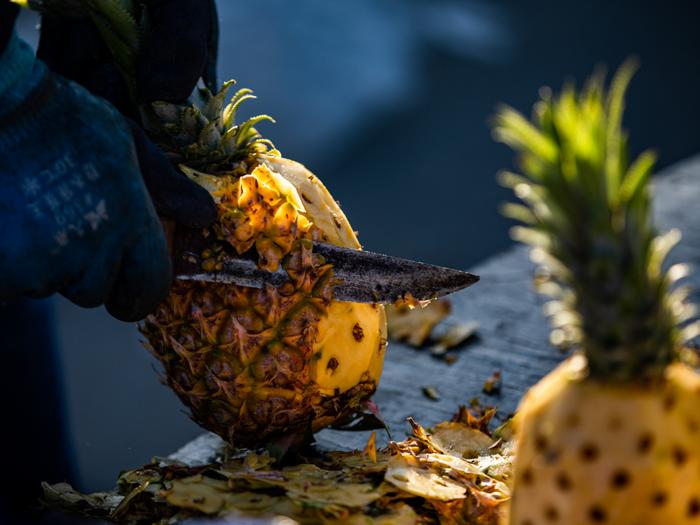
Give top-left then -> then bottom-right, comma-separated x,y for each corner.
494,62 -> 697,382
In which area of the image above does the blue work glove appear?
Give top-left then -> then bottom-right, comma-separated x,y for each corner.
36,0 -> 218,110
0,32 -> 216,321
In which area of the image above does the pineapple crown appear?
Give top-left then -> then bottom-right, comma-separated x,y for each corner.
145,81 -> 276,172
493,62 -> 699,382
14,0 -> 276,169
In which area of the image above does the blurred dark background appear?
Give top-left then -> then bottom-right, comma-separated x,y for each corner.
14,0 -> 700,491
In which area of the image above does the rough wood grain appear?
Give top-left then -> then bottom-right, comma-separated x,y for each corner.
171,155 -> 700,461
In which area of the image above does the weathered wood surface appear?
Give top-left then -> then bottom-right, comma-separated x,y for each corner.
172,155 -> 700,464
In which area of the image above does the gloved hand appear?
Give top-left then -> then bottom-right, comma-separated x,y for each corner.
36,0 -> 218,109
0,32 -> 216,321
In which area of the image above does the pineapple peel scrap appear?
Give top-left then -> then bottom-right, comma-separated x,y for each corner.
41,411 -> 513,524
387,298 -> 480,359
386,298 -> 451,347
41,482 -> 123,518
364,431 -> 378,464
384,455 -> 467,501
429,422 -> 495,459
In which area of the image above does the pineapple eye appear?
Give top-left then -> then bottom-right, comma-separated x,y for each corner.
610,469 -> 630,489
555,472 -> 572,491
534,433 -> 548,452
662,392 -> 677,411
564,412 -> 580,427
352,322 -> 365,342
607,415 -> 623,431
544,505 -> 559,521
520,467 -> 534,485
588,505 -> 606,522
687,497 -> 700,517
326,357 -> 340,374
651,491 -> 668,507
637,433 -> 654,454
672,445 -> 688,466
579,443 -> 599,462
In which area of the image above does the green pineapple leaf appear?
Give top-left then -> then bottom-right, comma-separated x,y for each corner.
223,88 -> 256,129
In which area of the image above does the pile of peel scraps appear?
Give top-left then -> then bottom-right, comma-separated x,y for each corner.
42,408 -> 513,525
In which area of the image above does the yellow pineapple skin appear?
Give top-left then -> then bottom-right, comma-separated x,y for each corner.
507,355 -> 700,525
144,156 -> 386,447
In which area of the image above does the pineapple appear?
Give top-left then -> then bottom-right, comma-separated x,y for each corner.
139,85 -> 388,448
493,63 -> 700,524
15,0 -> 388,448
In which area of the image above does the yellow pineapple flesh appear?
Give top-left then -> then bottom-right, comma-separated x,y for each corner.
510,356 -> 700,524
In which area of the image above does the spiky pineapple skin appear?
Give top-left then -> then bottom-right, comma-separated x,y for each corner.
143,156 -> 387,447
507,356 -> 700,524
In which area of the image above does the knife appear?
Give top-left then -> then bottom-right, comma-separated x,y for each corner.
172,227 -> 479,304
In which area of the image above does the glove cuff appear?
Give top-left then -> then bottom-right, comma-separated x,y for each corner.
0,32 -> 54,151
0,32 -> 37,101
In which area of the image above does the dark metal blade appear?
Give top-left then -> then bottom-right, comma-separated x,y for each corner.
173,228 -> 479,303
312,242 -> 479,303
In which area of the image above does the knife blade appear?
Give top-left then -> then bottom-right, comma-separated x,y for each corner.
172,228 -> 479,304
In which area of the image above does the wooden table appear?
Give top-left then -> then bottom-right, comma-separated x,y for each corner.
170,154 -> 700,467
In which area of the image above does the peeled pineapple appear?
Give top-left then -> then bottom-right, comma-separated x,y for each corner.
494,64 -> 700,524
139,84 -> 387,447
513,357 -> 700,523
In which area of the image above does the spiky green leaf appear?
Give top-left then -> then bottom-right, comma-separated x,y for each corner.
494,64 -> 697,381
